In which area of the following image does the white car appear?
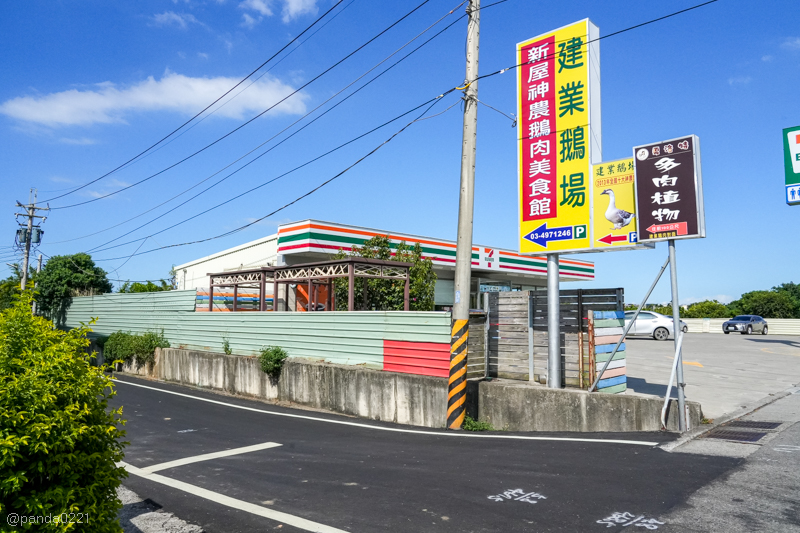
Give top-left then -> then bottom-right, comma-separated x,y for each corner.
623,311 -> 689,341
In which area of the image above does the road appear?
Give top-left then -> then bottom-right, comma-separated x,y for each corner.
111,375 -> 739,533
625,333 -> 800,419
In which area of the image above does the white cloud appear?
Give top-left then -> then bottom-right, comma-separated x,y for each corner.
58,137 -> 97,145
152,11 -> 202,29
198,52 -> 209,59
241,12 -> 262,28
781,37 -> 800,50
0,71 -> 308,127
240,0 -> 272,16
282,0 -> 318,22
727,76 -> 752,86
761,55 -> 773,62
239,0 -> 317,24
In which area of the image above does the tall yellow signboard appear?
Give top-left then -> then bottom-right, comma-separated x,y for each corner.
517,19 -> 601,254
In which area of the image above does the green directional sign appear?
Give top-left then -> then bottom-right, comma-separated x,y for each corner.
784,125 -> 800,206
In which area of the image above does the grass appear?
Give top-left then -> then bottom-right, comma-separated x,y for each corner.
463,415 -> 494,432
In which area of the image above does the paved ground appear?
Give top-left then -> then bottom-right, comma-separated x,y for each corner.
625,333 -> 800,420
111,375 -> 741,533
118,486 -> 203,533
663,387 -> 800,532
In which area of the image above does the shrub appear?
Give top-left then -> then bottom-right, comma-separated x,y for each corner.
104,330 -> 169,368
0,292 -> 127,532
463,415 -> 494,432
222,337 -> 232,356
259,346 -> 289,378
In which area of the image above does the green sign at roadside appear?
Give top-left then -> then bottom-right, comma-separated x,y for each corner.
784,125 -> 800,205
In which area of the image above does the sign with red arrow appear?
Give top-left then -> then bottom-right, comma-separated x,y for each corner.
645,222 -> 688,236
597,233 -> 629,245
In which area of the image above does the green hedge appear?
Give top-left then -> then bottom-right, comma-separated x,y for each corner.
104,330 -> 169,368
0,292 -> 127,532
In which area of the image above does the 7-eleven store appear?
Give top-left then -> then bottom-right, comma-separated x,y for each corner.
175,219 -> 595,311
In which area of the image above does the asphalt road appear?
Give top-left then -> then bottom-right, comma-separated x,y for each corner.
111,375 -> 740,533
625,334 -> 800,419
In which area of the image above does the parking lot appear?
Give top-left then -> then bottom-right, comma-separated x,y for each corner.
625,333 -> 800,420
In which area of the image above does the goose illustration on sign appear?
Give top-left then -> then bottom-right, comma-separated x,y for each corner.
591,157 -> 645,250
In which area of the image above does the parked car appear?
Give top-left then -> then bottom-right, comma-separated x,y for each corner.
623,311 -> 688,341
722,315 -> 768,335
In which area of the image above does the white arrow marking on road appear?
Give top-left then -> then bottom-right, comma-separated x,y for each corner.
121,461 -> 348,533
141,441 -> 282,473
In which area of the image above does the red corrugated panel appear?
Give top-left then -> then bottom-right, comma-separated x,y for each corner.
383,340 -> 450,378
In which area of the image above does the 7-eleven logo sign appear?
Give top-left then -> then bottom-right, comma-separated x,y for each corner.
483,248 -> 495,268
789,131 -> 800,174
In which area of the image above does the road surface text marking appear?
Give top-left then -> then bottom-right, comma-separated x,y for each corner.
115,379 -> 659,447
597,512 -> 664,529
142,442 -> 282,473
774,445 -> 800,453
488,488 -> 547,504
121,462 -> 347,533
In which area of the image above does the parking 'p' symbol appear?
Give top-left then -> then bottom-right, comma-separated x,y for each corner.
573,225 -> 587,239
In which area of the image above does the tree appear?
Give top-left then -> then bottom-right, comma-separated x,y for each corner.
0,292 -> 127,531
682,300 -> 732,319
119,280 -> 171,293
0,263 -> 39,311
772,282 -> 800,318
35,253 -> 112,325
728,290 -> 796,319
332,236 -> 437,311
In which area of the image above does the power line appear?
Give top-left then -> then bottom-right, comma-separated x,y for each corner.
94,92 -> 455,262
48,0 -> 467,248
48,0 -> 434,210
40,0 -> 347,204
90,91 -> 460,256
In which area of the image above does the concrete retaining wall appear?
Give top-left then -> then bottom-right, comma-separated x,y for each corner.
125,348 -> 446,428
684,317 -> 800,335
123,348 -> 698,432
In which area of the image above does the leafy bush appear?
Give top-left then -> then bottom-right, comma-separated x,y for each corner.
463,415 -> 494,432
0,292 -> 127,532
104,330 -> 170,368
222,336 -> 232,355
259,346 -> 288,377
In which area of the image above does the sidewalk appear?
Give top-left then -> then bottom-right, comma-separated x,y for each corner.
662,387 -> 800,532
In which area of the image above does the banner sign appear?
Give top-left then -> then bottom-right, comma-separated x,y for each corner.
633,135 -> 705,242
591,157 -> 642,249
784,125 -> 800,206
517,19 -> 601,254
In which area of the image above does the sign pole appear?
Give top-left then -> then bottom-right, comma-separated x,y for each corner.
668,239 -> 687,431
547,254 -> 561,388
448,0 -> 480,430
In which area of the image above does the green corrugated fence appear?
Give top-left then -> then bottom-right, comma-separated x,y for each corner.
63,290 -> 451,369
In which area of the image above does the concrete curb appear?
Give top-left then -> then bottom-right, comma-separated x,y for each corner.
660,384 -> 800,452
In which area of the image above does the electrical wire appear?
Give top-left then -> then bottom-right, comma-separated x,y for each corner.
48,0 -> 434,210
90,91 -> 460,255
48,0 -> 467,247
94,91 -> 455,262
41,0 -> 347,204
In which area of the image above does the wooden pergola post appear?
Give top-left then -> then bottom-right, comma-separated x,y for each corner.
232,285 -> 238,312
307,279 -> 313,312
348,263 -> 355,311
208,286 -> 214,312
404,270 -> 410,312
273,279 -> 278,311
259,271 -> 267,312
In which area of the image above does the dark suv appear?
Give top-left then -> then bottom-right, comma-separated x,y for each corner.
722,315 -> 768,335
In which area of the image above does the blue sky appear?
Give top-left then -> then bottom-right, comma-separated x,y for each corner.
1,0 -> 799,305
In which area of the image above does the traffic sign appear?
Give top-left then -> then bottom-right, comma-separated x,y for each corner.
784,125 -> 800,206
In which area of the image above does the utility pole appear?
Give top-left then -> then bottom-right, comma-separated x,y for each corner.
31,254 -> 43,315
448,0 -> 480,430
16,188 -> 49,291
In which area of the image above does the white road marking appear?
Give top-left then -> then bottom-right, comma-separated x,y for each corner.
142,442 -> 282,473
115,378 -> 659,446
121,462 -> 347,533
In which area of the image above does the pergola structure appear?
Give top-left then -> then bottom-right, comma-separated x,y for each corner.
207,257 -> 413,312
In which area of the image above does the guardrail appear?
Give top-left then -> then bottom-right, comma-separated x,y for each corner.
683,318 -> 800,336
